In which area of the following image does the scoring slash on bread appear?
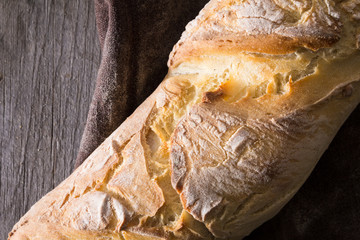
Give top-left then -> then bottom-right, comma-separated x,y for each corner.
9,0 -> 360,239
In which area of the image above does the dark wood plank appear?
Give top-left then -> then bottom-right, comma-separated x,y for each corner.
0,0 -> 100,239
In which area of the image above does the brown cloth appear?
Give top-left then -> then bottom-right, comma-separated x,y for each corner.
75,0 -> 209,167
75,0 -> 360,239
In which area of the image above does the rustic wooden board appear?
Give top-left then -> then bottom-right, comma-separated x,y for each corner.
1,0 -> 360,239
0,0 -> 100,238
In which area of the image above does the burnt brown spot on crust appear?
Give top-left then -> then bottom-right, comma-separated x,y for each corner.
202,89 -> 224,103
342,84 -> 354,97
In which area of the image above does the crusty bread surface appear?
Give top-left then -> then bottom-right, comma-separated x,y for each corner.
9,0 -> 360,239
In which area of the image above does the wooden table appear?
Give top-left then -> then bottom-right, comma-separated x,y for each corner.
1,1 -> 360,239
0,1 -> 100,238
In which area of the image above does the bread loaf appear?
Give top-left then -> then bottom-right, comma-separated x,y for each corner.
9,0 -> 360,239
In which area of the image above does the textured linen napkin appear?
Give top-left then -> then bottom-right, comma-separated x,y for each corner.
75,1 -> 360,239
75,0 -> 208,167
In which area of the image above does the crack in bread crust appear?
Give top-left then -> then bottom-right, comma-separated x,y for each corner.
169,78 -> 360,238
169,0 -> 344,67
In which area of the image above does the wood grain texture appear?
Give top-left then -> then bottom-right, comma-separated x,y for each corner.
0,0 -> 100,239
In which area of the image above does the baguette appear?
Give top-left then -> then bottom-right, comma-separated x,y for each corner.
9,0 -> 360,239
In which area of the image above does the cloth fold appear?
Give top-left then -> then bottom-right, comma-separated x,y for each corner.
75,0 -> 360,239
75,0 -> 208,168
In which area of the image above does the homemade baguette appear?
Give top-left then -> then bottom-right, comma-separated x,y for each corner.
9,0 -> 360,239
